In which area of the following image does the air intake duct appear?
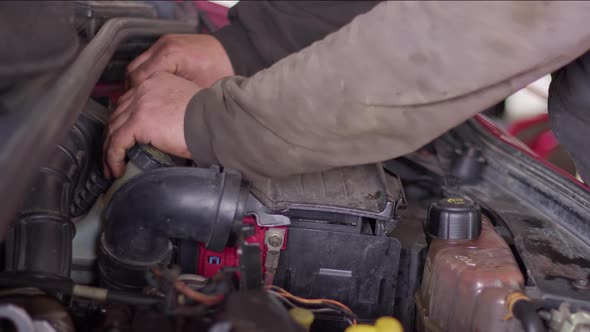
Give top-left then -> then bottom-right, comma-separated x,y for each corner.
99,167 -> 247,289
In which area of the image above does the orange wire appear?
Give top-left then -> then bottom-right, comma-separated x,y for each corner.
151,267 -> 224,305
174,280 -> 224,305
266,285 -> 357,324
151,270 -> 351,315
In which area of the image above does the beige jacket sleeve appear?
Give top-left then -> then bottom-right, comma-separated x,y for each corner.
185,1 -> 590,182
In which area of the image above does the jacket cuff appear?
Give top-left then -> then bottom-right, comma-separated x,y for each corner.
184,89 -> 220,168
212,22 -> 267,77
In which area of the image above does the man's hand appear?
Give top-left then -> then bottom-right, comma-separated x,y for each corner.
127,34 -> 234,88
103,72 -> 202,178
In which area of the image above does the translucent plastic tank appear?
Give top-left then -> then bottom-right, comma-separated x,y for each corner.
417,217 -> 524,332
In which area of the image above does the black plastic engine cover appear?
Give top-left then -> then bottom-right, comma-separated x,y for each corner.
273,227 -> 401,319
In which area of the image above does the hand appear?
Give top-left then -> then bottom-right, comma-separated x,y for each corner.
103,72 -> 202,178
127,34 -> 234,88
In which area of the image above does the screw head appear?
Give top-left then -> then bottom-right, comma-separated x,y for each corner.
267,233 -> 283,248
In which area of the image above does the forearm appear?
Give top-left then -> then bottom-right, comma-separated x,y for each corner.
212,1 -> 379,76
187,1 -> 590,182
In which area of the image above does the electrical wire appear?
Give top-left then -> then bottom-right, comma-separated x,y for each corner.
266,285 -> 358,325
174,279 -> 225,305
151,269 -> 354,320
268,291 -> 355,326
151,268 -> 224,305
269,291 -> 297,308
270,292 -> 349,314
267,285 -> 355,314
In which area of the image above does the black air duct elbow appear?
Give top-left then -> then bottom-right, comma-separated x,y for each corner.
99,167 -> 247,289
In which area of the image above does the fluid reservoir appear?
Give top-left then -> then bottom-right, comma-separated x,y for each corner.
417,198 -> 524,332
103,144 -> 174,203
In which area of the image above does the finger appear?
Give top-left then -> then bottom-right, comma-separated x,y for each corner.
103,109 -> 133,178
102,157 -> 112,179
102,110 -> 131,179
128,49 -> 177,88
102,133 -> 113,179
117,87 -> 136,106
111,89 -> 135,120
107,111 -> 132,136
106,125 -> 139,178
126,43 -> 161,88
102,121 -> 117,179
127,44 -> 158,73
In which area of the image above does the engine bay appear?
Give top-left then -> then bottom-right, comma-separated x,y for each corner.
1,96 -> 585,332
2,2 -> 590,332
6,98 -> 417,331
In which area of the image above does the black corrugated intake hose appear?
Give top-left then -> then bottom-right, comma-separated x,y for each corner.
71,99 -> 112,217
99,167 -> 248,290
4,100 -> 109,278
513,299 -> 547,332
0,16 -> 197,247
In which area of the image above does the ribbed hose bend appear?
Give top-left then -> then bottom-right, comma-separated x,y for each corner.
99,167 -> 247,289
5,100 -> 109,277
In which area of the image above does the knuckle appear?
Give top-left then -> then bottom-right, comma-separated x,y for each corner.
159,34 -> 172,42
160,35 -> 176,46
110,135 -> 131,153
159,40 -> 173,51
128,75 -> 143,88
127,69 -> 138,80
126,60 -> 138,72
163,43 -> 178,53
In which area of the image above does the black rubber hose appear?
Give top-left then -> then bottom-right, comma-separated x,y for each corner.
0,16 -> 196,244
4,100 -> 109,277
100,167 -> 247,289
513,299 -> 547,332
103,167 -> 246,261
0,273 -> 161,306
70,100 -> 112,217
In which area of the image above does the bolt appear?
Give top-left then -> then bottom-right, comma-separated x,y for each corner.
267,233 -> 283,248
573,278 -> 590,289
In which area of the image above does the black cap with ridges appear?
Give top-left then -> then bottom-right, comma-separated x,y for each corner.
426,197 -> 482,241
127,144 -> 174,171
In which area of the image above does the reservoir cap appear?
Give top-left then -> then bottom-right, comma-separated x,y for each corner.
127,144 -> 174,171
426,197 -> 482,240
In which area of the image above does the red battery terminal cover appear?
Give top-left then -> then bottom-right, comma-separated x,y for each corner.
197,216 -> 287,278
